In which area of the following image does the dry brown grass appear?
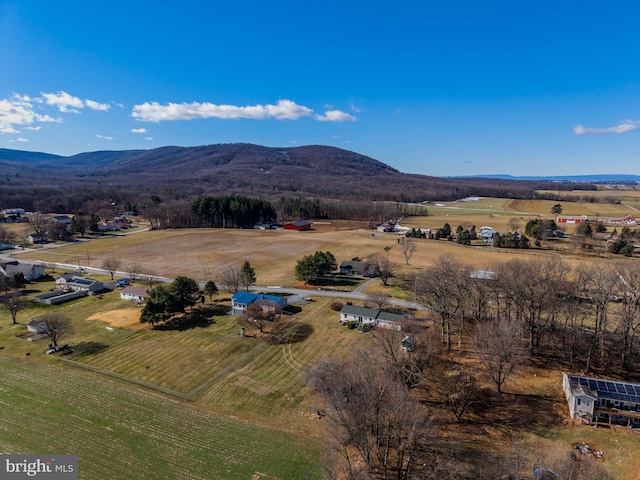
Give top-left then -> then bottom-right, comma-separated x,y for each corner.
19,222 -> 632,287
87,308 -> 148,329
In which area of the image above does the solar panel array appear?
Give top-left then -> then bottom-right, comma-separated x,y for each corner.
570,375 -> 640,406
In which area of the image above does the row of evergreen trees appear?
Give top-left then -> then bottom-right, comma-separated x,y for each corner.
190,195 -> 277,228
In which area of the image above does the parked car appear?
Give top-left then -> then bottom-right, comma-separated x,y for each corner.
116,279 -> 129,287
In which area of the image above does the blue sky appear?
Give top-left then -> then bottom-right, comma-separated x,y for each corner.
1,1 -> 638,176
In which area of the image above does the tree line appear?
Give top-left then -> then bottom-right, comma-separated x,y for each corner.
414,255 -> 640,373
144,195 -> 430,230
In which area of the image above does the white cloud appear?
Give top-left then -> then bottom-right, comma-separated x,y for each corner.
350,103 -> 364,113
85,99 -> 110,111
573,120 -> 640,135
8,137 -> 28,143
145,137 -> 153,141
96,134 -> 114,140
25,126 -> 42,131
131,128 -> 147,133
0,94 -> 57,133
315,110 -> 357,122
41,91 -> 110,113
131,99 -> 315,122
41,91 -> 84,113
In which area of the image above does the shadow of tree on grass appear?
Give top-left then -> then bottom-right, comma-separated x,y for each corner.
269,322 -> 314,345
71,341 -> 108,357
153,304 -> 225,331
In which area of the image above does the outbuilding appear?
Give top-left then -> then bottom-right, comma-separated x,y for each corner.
283,221 -> 312,231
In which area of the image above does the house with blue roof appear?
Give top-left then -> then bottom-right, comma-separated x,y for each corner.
231,292 -> 288,315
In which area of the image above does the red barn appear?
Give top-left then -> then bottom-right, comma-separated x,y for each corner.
283,221 -> 312,231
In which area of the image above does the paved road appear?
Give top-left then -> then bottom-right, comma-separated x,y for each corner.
1,254 -> 424,310
251,281 -> 424,310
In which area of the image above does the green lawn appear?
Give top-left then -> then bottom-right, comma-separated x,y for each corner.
0,357 -> 321,480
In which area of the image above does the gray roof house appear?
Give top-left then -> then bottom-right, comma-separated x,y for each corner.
339,260 -> 378,277
48,215 -> 72,225
35,274 -> 104,305
0,261 -> 45,281
120,286 -> 149,302
26,233 -> 48,245
55,274 -> 103,293
339,304 -> 404,331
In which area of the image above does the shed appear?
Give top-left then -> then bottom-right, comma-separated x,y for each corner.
27,319 -> 47,334
283,221 -> 312,231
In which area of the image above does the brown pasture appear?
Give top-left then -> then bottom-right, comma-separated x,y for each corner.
18,218 -> 635,286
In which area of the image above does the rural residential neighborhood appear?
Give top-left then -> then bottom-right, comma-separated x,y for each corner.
3,188 -> 640,479
2,3 -> 640,479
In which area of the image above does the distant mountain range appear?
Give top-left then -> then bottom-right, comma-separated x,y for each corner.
457,174 -> 640,183
0,144 -> 598,211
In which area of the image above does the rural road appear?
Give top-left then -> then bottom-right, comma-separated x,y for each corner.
1,255 -> 425,310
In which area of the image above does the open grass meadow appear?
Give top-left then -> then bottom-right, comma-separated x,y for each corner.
0,357 -> 321,480
65,296 -> 368,429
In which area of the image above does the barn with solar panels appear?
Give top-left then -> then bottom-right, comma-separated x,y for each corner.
563,373 -> 640,427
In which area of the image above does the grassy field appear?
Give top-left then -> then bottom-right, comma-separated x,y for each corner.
0,357 -> 321,480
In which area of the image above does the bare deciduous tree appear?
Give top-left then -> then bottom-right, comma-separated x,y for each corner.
18,226 -> 32,246
29,213 -> 49,235
495,257 -> 570,356
243,299 -> 280,334
142,268 -> 157,288
465,270 -> 496,321
615,263 -> 640,369
39,311 -> 73,347
508,217 -> 521,233
399,237 -> 417,265
2,290 -> 27,324
128,262 -> 144,282
416,255 -> 469,351
367,290 -> 391,310
442,367 -> 479,422
372,322 -> 435,388
368,253 -> 395,286
220,264 -> 241,293
0,225 -> 16,243
475,318 -> 522,393
306,348 -> 436,479
101,256 -> 122,280
574,263 -> 618,371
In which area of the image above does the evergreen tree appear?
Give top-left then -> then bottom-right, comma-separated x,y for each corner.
203,280 -> 219,302
239,261 -> 256,291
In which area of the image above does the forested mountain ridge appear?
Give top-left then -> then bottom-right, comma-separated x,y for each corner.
0,143 -> 593,212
